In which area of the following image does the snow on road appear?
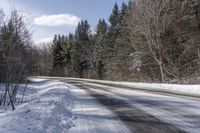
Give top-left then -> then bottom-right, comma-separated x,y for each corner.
0,79 -> 131,133
82,81 -> 200,133
67,84 -> 131,133
65,77 -> 200,97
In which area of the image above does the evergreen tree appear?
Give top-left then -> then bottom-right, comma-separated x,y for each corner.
97,19 -> 108,35
94,19 -> 108,79
96,60 -> 104,80
74,20 -> 92,77
117,2 -> 131,46
109,2 -> 120,27
120,2 -> 128,22
107,2 -> 122,56
51,34 -> 64,69
61,35 -> 70,66
96,19 -> 108,58
66,33 -> 76,76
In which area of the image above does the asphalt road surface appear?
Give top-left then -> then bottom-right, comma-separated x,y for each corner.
38,77 -> 200,133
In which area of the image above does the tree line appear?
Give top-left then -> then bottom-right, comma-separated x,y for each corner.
50,2 -> 134,80
50,0 -> 200,83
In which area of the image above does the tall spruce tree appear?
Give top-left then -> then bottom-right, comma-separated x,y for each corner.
66,33 -> 76,76
96,19 -> 108,58
51,35 -> 64,69
74,20 -> 92,77
120,2 -> 128,22
109,2 -> 120,27
94,19 -> 108,79
107,2 -> 121,56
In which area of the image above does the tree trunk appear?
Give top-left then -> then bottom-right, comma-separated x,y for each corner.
159,59 -> 165,83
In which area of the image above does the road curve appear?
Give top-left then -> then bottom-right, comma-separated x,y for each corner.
63,79 -> 200,133
33,77 -> 200,133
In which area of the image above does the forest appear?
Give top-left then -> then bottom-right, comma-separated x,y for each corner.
48,0 -> 200,83
0,0 -> 200,87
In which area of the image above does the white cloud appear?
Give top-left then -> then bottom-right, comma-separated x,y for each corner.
34,13 -> 81,27
35,37 -> 53,44
91,27 -> 97,35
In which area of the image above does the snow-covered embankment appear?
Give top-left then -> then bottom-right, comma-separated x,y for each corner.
0,79 -> 74,132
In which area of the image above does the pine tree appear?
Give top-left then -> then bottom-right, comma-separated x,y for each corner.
61,35 -> 70,66
97,19 -> 108,35
118,2 -> 129,44
109,2 -> 120,27
65,33 -> 75,76
96,19 -> 108,58
94,19 -> 108,79
96,60 -> 104,79
120,2 -> 128,22
51,34 -> 64,68
74,20 -> 92,77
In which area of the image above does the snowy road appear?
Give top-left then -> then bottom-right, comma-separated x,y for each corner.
67,83 -> 132,133
63,79 -> 200,133
1,77 -> 200,133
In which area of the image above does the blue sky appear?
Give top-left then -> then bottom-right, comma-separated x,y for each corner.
0,0 -> 129,44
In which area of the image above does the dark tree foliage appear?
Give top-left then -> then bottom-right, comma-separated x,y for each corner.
49,0 -> 200,83
74,20 -> 93,77
109,2 -> 121,27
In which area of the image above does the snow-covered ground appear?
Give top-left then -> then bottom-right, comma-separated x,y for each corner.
0,79 -> 74,133
0,78 -> 131,133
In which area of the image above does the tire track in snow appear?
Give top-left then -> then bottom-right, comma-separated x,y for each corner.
67,81 -> 186,133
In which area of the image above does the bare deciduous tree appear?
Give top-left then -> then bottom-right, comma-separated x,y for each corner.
0,10 -> 31,110
128,0 -> 183,82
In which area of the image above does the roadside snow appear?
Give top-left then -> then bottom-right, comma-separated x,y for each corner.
28,78 -> 47,82
0,78 -> 132,133
0,79 -> 74,133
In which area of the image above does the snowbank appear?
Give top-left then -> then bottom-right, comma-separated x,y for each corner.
0,78 -> 132,133
0,79 -> 74,133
